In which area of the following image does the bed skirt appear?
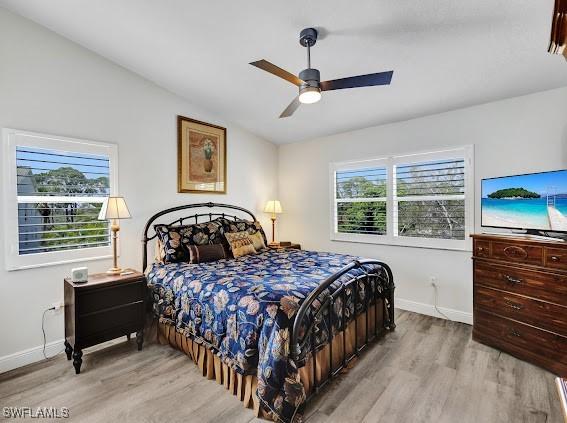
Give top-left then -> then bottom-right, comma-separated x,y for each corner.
156,298 -> 385,421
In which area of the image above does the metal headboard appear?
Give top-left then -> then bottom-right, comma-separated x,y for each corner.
142,202 -> 261,270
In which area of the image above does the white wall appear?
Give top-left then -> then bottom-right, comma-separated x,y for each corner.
0,8 -> 278,371
279,87 -> 567,323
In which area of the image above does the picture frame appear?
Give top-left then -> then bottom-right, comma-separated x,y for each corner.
177,115 -> 227,194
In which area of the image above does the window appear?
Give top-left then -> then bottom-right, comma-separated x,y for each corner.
3,129 -> 118,270
330,146 -> 473,250
394,158 -> 465,240
335,160 -> 388,236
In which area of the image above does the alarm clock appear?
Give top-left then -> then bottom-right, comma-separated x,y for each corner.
71,267 -> 88,284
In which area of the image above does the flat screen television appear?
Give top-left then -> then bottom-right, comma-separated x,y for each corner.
481,169 -> 567,234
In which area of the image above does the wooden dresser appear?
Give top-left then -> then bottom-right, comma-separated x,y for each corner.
472,234 -> 567,376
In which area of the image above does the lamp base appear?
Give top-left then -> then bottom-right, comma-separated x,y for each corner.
106,267 -> 123,275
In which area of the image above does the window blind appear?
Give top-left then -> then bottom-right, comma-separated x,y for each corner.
335,167 -> 387,235
395,159 -> 465,240
16,147 -> 111,255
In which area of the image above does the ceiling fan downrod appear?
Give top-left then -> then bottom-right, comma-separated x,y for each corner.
299,27 -> 318,70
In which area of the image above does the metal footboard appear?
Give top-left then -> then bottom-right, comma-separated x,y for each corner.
290,259 -> 395,400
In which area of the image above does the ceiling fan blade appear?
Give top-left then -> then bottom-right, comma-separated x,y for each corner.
279,97 -> 301,118
320,71 -> 393,91
250,59 -> 304,86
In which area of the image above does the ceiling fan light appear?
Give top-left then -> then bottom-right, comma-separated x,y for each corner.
298,86 -> 321,104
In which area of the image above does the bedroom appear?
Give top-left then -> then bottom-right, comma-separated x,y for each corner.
0,1 -> 566,422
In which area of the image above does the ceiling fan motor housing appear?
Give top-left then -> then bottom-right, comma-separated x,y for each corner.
299,68 -> 320,89
299,27 -> 318,47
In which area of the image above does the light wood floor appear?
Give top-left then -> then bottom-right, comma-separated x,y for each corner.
0,310 -> 562,422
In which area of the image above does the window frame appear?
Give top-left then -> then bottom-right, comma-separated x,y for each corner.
330,146 -> 474,251
2,128 -> 118,271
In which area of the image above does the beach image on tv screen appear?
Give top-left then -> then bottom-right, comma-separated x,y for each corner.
481,170 -> 567,232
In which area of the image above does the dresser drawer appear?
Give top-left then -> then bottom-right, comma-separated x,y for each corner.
78,281 -> 145,315
490,241 -> 543,266
546,248 -> 567,272
474,239 -> 490,258
474,310 -> 567,366
78,301 -> 144,339
474,285 -> 567,334
474,261 -> 567,305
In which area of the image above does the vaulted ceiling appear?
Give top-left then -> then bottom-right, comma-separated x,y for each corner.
2,0 -> 566,144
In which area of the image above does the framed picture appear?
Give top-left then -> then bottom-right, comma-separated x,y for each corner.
177,115 -> 227,193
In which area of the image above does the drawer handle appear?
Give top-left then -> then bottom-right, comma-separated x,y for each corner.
503,246 -> 528,259
550,256 -> 560,262
505,301 -> 523,311
503,274 -> 522,285
510,329 -> 521,337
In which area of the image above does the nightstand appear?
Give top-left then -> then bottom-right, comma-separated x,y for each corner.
64,269 -> 146,374
269,242 -> 301,250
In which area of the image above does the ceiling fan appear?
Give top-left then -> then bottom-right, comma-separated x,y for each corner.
250,27 -> 394,118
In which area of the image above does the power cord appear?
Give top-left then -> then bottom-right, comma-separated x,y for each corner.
42,307 -> 64,360
431,283 -> 451,321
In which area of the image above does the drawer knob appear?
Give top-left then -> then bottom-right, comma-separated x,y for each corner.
550,256 -> 560,262
510,329 -> 521,337
503,274 -> 522,285
505,301 -> 523,311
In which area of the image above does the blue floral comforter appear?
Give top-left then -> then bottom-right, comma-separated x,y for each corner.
146,248 -> 389,422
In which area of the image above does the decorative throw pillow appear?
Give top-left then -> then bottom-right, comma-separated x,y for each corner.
154,238 -> 166,264
188,244 -> 227,264
154,225 -> 189,263
248,231 -> 267,252
216,217 -> 267,242
154,220 -> 225,263
224,231 -> 257,258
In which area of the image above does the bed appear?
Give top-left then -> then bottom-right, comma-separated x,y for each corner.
142,203 -> 395,423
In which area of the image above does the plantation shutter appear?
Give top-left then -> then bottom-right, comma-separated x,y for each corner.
16,146 -> 111,255
335,166 -> 387,235
394,158 -> 466,240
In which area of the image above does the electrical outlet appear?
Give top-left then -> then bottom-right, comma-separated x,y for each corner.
51,301 -> 64,311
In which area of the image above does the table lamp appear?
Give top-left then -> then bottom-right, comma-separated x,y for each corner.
264,200 -> 282,246
98,196 -> 131,274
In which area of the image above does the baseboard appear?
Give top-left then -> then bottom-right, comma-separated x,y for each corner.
395,297 -> 473,325
0,339 -> 65,374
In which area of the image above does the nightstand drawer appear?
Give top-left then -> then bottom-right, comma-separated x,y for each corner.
78,301 -> 144,339
78,281 -> 145,315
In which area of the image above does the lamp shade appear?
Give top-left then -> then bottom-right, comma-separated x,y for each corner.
98,196 -> 131,220
264,200 -> 282,214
